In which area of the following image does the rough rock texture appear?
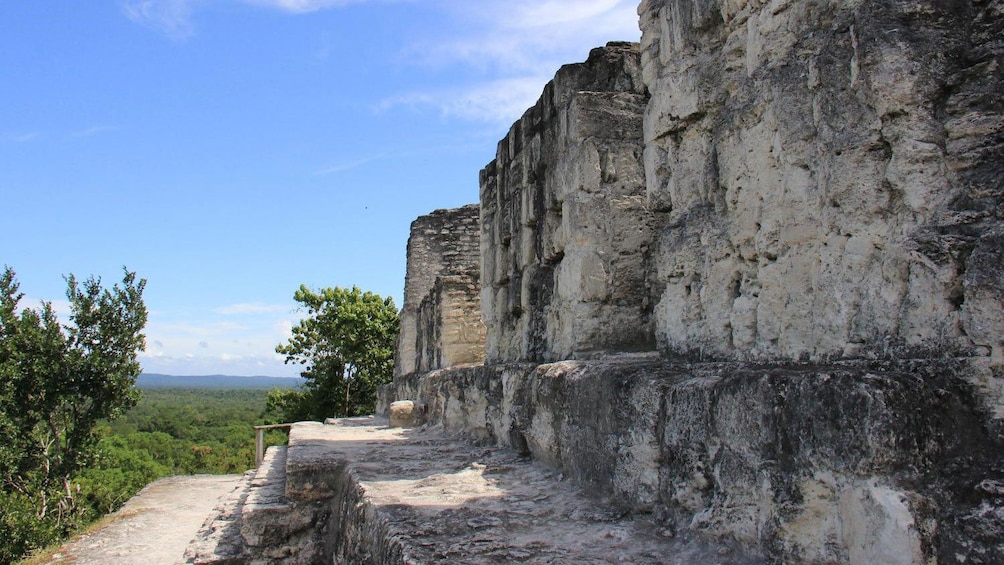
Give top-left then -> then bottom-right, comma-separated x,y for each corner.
480,42 -> 656,364
416,273 -> 485,374
395,205 -> 484,378
48,475 -> 243,565
290,418 -> 756,564
186,433 -> 341,564
637,0 -> 1004,365
384,357 -> 1004,564
379,10 -> 1003,560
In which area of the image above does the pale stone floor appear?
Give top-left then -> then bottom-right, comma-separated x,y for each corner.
43,474 -> 242,565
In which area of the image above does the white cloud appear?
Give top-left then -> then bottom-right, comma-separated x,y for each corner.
20,297 -> 73,319
67,125 -> 121,139
139,308 -> 297,376
241,0 -> 371,13
377,77 -> 549,124
121,0 -> 640,126
314,154 -> 387,176
139,350 -> 299,377
5,132 -> 40,143
122,0 -> 195,40
213,302 -> 287,315
121,0 -> 391,38
388,0 -> 641,124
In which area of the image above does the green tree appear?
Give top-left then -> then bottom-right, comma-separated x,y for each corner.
0,266 -> 147,560
272,285 -> 398,421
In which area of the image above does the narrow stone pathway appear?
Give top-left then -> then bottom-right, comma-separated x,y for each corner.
44,474 -> 243,565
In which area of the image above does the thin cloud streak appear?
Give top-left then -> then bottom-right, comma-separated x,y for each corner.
121,0 -> 392,38
242,0 -> 374,13
67,125 -> 121,139
213,302 -> 287,315
314,154 -> 387,176
6,132 -> 41,143
377,77 -> 550,124
122,0 -> 195,40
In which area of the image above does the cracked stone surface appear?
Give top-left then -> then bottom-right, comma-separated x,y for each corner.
44,474 -> 243,565
304,418 -> 759,564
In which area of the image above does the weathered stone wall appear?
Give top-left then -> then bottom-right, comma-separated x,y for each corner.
638,0 -> 1003,364
380,2 -> 1004,562
386,359 -> 1004,564
480,42 -> 656,364
394,204 -> 483,377
415,273 -> 485,373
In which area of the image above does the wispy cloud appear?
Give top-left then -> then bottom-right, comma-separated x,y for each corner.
121,0 -> 640,125
21,297 -> 73,319
121,0 -> 387,39
213,302 -> 287,315
67,125 -> 121,139
314,154 -> 387,176
242,0 -> 374,13
122,0 -> 195,40
5,132 -> 41,143
141,310 -> 297,376
376,77 -> 549,124
388,0 -> 640,124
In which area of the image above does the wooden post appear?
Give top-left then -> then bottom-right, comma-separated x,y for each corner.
253,423 -> 294,468
255,427 -> 265,468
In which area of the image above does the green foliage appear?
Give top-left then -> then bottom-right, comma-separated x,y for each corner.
73,435 -> 170,518
0,489 -> 62,564
273,285 -> 399,421
106,388 -> 289,475
0,266 -> 147,561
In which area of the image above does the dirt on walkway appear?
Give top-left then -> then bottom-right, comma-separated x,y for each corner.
43,474 -> 243,565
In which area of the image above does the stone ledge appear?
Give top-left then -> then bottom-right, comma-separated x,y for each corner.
309,417 -> 754,563
384,357 -> 1004,563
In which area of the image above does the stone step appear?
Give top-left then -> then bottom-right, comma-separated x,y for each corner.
183,469 -> 255,564
185,445 -> 296,564
292,418 -> 755,564
189,419 -> 757,563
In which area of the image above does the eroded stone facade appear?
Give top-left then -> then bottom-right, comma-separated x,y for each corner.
639,0 -> 1004,364
381,3 -> 1003,563
395,204 -> 485,377
480,42 -> 656,364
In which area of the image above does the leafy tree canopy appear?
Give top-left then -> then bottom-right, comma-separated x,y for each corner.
271,285 -> 398,421
0,266 -> 146,561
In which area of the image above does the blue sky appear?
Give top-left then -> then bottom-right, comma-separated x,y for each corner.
1,0 -> 640,377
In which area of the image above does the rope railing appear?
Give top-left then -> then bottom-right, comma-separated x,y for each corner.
253,423 -> 294,468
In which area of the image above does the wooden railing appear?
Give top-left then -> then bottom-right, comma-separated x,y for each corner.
253,423 -> 294,468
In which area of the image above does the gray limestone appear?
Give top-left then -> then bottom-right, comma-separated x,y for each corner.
384,357 -> 1004,564
480,42 -> 656,364
638,0 -> 1004,367
395,205 -> 485,378
188,3 -> 1003,563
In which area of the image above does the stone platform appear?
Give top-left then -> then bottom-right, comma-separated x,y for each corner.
186,418 -> 758,564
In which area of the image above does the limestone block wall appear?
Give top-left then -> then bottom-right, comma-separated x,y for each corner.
638,0 -> 1004,363
480,42 -> 656,364
395,205 -> 483,377
415,273 -> 486,373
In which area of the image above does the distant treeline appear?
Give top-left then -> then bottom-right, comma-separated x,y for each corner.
138,373 -> 304,390
9,388 -> 288,563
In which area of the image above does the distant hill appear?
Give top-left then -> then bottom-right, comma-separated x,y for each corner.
137,373 -> 303,390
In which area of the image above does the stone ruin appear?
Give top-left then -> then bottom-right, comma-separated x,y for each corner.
185,2 -> 1002,563
380,1 -> 1004,563
393,204 -> 485,378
